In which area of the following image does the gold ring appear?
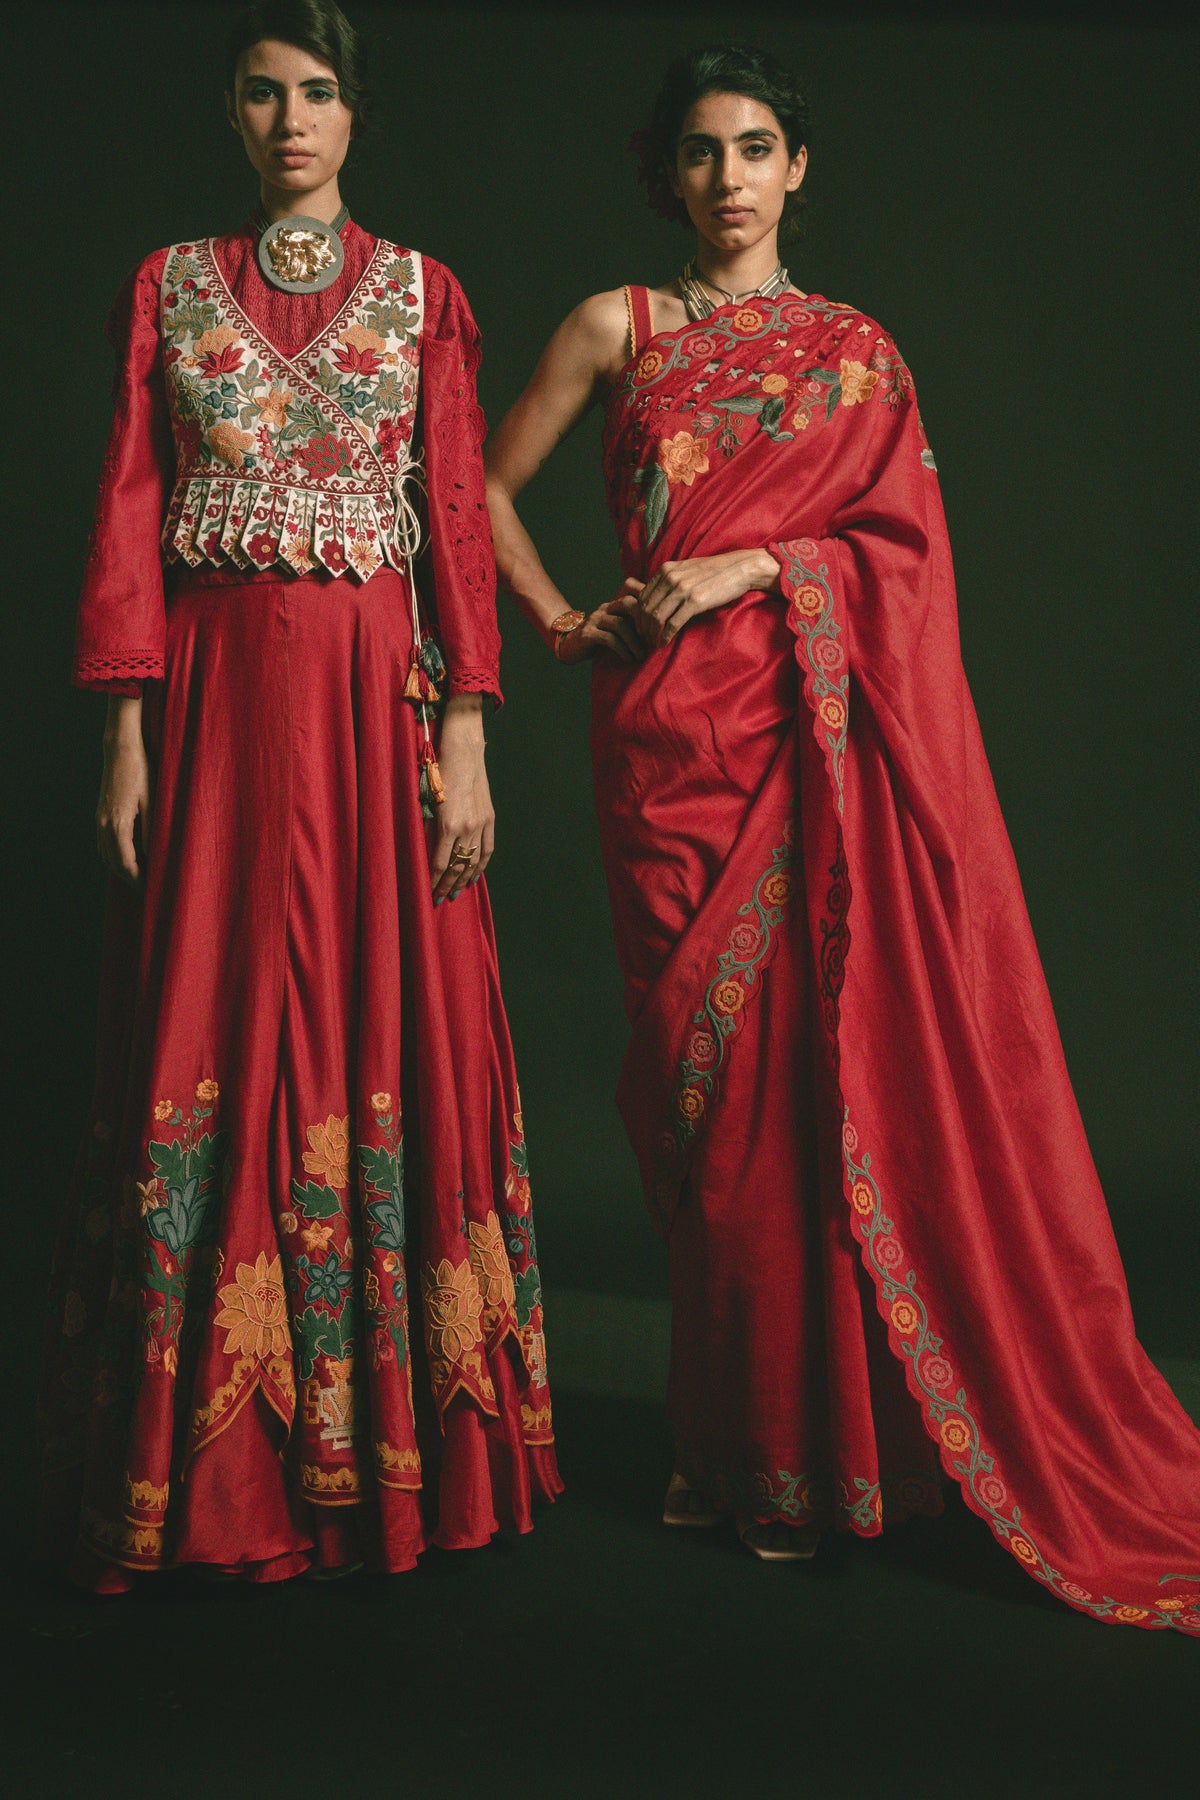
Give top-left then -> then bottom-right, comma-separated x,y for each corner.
449,845 -> 478,866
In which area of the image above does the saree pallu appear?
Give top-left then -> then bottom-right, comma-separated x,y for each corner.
40,565 -> 559,1586
595,290 -> 1200,1632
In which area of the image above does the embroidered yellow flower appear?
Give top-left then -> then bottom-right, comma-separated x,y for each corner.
635,349 -> 663,381
1009,1534 -> 1039,1567
1113,1605 -> 1149,1623
940,1416 -> 973,1456
851,1179 -> 875,1218
761,373 -> 789,395
153,1099 -> 174,1123
278,1212 -> 298,1234
760,871 -> 792,908
839,359 -> 879,406
207,420 -> 256,470
710,979 -> 745,1016
657,430 -> 710,487
301,1221 -> 334,1254
255,386 -> 293,431
214,1252 -> 290,1360
732,306 -> 764,332
424,1257 -> 484,1364
890,1297 -> 921,1336
136,1178 -> 164,1217
370,1092 -> 393,1116
818,694 -> 847,732
193,324 -> 240,359
162,1344 -> 178,1378
468,1211 -> 517,1312
302,1114 -> 351,1189
194,1078 -> 219,1104
677,1086 -> 705,1121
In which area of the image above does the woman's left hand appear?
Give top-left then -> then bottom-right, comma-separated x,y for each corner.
430,695 -> 495,903
631,548 -> 782,650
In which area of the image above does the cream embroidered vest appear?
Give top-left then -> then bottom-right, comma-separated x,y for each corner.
159,236 -> 424,580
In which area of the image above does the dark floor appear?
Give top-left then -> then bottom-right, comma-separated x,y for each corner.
4,1391 -> 1194,1800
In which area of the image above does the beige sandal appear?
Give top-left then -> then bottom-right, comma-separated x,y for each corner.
662,1472 -> 727,1529
736,1516 -> 821,1562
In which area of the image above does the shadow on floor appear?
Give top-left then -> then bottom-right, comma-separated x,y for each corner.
4,1392 -> 1195,1800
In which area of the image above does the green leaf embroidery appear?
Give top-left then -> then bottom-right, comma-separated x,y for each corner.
289,1178 -> 343,1220
643,462 -> 669,544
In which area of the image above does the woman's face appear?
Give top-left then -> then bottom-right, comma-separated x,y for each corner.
672,91 -> 807,254
227,38 -> 354,204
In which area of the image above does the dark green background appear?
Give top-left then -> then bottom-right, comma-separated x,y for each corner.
7,3 -> 1196,1350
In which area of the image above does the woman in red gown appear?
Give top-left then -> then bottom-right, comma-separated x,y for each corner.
485,44 -> 1200,1629
40,0 -> 559,1590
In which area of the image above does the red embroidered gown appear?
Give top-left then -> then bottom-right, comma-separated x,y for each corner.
40,219 -> 560,1588
593,285 -> 1200,1631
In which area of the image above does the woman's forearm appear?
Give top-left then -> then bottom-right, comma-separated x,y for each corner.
484,477 -> 573,647
104,692 -> 144,747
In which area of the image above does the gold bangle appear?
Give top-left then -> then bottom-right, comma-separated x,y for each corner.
549,609 -> 586,660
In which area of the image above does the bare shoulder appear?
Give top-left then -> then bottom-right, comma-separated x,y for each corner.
557,287 -> 631,372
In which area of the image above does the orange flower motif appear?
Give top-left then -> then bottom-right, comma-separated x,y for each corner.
839,359 -> 880,406
162,1344 -> 178,1378
153,1099 -> 174,1124
255,387 -> 293,431
677,1086 -> 705,1121
340,324 -> 385,353
136,1178 -> 165,1217
214,1252 -> 290,1360
468,1211 -> 517,1312
207,420 -> 256,470
301,1221 -> 334,1253
940,1416 -> 973,1456
424,1257 -> 484,1364
760,870 -> 792,907
851,1178 -> 875,1217
710,978 -> 745,1016
302,1114 -> 351,1189
1009,1534 -> 1040,1567
1113,1605 -> 1149,1623
657,430 -> 710,487
370,1092 -> 393,1116
62,1292 -> 87,1338
818,694 -> 847,732
761,373 -> 790,395
194,1078 -> 219,1104
791,582 -> 825,620
278,1212 -> 298,1234
890,1297 -> 921,1336
732,306 -> 764,332
193,324 -> 240,359
635,349 -> 663,381
789,409 -> 810,432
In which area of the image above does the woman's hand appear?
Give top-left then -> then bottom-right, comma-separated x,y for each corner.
97,695 -> 151,884
555,583 -> 647,665
430,694 -> 495,903
632,549 -> 782,650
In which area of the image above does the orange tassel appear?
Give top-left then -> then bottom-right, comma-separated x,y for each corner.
422,739 -> 445,806
419,669 -> 440,703
403,657 -> 424,701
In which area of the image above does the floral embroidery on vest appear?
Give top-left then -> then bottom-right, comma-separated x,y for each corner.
159,237 -> 424,581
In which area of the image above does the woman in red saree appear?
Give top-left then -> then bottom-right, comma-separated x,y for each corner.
485,45 -> 1200,1629
40,0 -> 559,1590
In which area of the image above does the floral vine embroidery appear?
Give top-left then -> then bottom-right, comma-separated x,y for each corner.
140,1081 -> 228,1377
841,1113 -> 1200,1635
653,836 -> 794,1211
775,541 -> 848,814
502,1107 -> 544,1331
360,1093 -> 412,1374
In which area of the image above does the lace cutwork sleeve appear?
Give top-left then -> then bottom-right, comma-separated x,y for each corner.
72,248 -> 174,693
418,261 -> 502,705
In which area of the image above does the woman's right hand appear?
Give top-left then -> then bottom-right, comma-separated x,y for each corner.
96,697 -> 151,884
556,581 -> 647,665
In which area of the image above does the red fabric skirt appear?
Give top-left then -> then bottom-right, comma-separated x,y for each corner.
40,567 -> 559,1588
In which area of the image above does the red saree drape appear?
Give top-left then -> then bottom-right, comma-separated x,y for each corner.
594,289 -> 1200,1632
